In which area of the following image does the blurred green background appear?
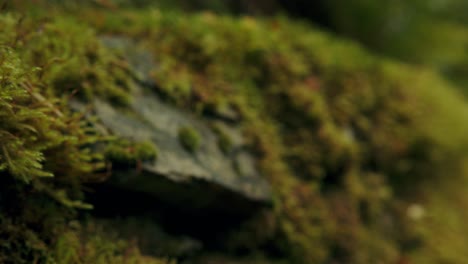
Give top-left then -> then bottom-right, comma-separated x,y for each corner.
18,0 -> 468,91
122,0 -> 468,92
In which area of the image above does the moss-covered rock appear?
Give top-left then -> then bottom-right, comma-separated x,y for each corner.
81,9 -> 468,263
90,86 -> 271,208
1,3 -> 468,264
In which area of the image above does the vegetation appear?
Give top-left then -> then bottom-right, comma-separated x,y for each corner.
84,9 -> 468,263
318,0 -> 468,93
213,125 -> 233,154
104,139 -> 158,167
178,126 -> 202,153
0,12 -> 168,263
52,223 -> 174,264
0,2 -> 467,264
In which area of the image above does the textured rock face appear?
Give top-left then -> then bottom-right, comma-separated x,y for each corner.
94,88 -> 271,201
88,37 -> 271,216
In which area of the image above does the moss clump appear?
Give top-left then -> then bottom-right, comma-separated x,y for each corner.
135,141 -> 159,160
178,126 -> 201,153
217,131 -> 233,154
52,221 -> 175,264
212,125 -> 233,154
0,16 -> 105,262
104,139 -> 158,167
0,13 -> 133,107
0,12 -> 153,263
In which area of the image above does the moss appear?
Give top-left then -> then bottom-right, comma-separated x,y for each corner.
178,126 -> 201,153
52,221 -> 176,264
218,133 -> 233,154
41,7 -> 462,262
77,9 -> 468,263
0,13 -> 133,107
135,141 -> 159,161
212,125 -> 233,154
0,16 -> 107,262
104,139 -> 158,167
1,5 -> 468,264
0,12 -> 145,263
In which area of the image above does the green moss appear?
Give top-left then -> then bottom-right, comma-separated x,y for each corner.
104,139 -> 158,167
1,5 -> 468,264
218,133 -> 233,154
212,125 -> 233,154
0,12 -> 141,263
0,15 -> 109,262
135,141 -> 159,160
178,126 -> 201,153
52,221 -> 176,264
0,13 -> 133,107
79,9 -> 468,263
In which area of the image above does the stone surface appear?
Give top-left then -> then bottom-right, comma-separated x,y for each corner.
88,36 -> 272,217
93,85 -> 271,204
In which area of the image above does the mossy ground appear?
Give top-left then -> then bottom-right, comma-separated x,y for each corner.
1,3 -> 468,264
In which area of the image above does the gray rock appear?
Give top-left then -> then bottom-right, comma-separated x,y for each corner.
92,84 -> 271,214
91,35 -> 271,217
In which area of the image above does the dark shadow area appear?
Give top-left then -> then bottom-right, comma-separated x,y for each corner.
86,171 -> 269,252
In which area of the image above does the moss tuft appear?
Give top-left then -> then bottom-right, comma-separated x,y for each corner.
104,139 -> 158,167
218,132 -> 233,154
52,221 -> 175,264
212,125 -> 233,154
178,126 -> 201,153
